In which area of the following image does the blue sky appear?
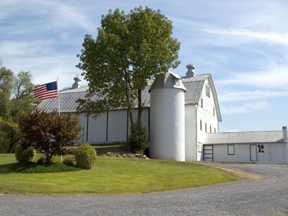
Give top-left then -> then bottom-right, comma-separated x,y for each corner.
0,0 -> 288,131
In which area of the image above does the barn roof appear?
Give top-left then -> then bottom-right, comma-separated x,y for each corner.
204,130 -> 285,145
37,73 -> 217,116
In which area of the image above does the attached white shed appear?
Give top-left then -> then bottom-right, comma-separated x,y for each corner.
203,127 -> 288,164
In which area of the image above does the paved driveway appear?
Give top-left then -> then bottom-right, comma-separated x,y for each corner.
1,164 -> 288,216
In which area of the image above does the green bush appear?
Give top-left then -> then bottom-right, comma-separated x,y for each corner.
74,144 -> 97,169
0,118 -> 20,153
15,144 -> 36,163
129,124 -> 148,153
36,157 -> 46,165
63,155 -> 75,166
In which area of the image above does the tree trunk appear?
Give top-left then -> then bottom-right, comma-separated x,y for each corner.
124,71 -> 134,127
137,88 -> 142,128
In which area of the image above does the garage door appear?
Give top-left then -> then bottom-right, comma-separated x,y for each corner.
203,145 -> 214,161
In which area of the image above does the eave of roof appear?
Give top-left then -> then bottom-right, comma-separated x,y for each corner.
204,130 -> 284,145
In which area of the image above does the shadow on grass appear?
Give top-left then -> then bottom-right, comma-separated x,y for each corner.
0,162 -> 82,174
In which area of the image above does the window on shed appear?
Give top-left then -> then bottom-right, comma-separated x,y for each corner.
200,120 -> 203,131
227,144 -> 235,155
209,125 -> 212,133
258,144 -> 264,153
201,98 -> 204,108
205,123 -> 207,133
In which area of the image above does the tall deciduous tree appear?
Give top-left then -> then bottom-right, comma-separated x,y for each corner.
10,71 -> 35,121
77,7 -> 180,129
0,67 -> 14,118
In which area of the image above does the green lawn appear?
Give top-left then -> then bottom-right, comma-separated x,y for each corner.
0,154 -> 238,194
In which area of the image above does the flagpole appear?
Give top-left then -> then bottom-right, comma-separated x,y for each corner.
57,77 -> 61,116
57,77 -> 63,162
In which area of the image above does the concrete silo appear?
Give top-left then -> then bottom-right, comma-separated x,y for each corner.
150,72 -> 186,161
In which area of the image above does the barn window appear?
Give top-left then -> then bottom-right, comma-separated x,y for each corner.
200,120 -> 203,131
258,144 -> 264,153
227,144 -> 235,155
206,85 -> 210,98
201,98 -> 204,108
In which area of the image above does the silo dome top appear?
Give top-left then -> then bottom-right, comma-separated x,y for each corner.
150,72 -> 186,92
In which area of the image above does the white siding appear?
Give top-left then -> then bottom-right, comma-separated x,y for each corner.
88,113 -> 107,144
80,108 -> 150,145
212,143 -> 287,164
185,105 -> 197,161
196,80 -> 219,161
256,143 -> 286,164
79,113 -> 87,143
108,110 -> 127,143
213,144 -> 251,162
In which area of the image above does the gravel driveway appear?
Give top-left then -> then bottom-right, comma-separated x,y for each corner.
1,163 -> 288,216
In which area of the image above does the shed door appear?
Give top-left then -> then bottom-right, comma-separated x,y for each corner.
256,144 -> 267,163
250,144 -> 257,162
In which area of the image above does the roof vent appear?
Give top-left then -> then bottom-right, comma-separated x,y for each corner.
283,126 -> 287,142
72,76 -> 81,89
186,64 -> 195,77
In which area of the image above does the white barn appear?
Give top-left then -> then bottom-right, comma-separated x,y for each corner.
38,65 -> 288,164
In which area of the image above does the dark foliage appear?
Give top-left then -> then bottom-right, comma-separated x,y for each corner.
15,144 -> 36,164
18,110 -> 80,164
129,123 -> 148,153
0,118 -> 20,153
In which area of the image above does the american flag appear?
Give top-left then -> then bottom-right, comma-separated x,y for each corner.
33,81 -> 58,101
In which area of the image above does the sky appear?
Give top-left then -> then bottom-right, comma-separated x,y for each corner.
0,0 -> 288,131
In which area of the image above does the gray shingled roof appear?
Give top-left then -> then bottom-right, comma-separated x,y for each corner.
204,130 -> 285,144
183,80 -> 204,105
38,74 -> 209,113
38,86 -> 88,112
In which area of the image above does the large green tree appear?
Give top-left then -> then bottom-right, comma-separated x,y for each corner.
77,7 -> 180,129
0,67 -> 14,118
10,71 -> 35,121
0,67 -> 35,152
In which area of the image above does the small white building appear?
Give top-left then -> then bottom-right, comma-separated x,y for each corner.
38,65 -> 288,164
203,128 -> 288,164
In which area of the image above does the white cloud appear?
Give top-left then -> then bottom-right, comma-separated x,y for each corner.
205,28 -> 288,46
222,101 -> 269,115
217,66 -> 288,88
0,0 -> 95,33
0,40 -> 54,57
38,1 -> 95,33
220,90 -> 288,102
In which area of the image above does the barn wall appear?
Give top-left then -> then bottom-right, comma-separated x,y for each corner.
197,79 -> 219,161
88,113 -> 107,144
80,108 -> 150,145
185,105 -> 197,161
107,110 -> 127,143
127,109 -> 150,138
